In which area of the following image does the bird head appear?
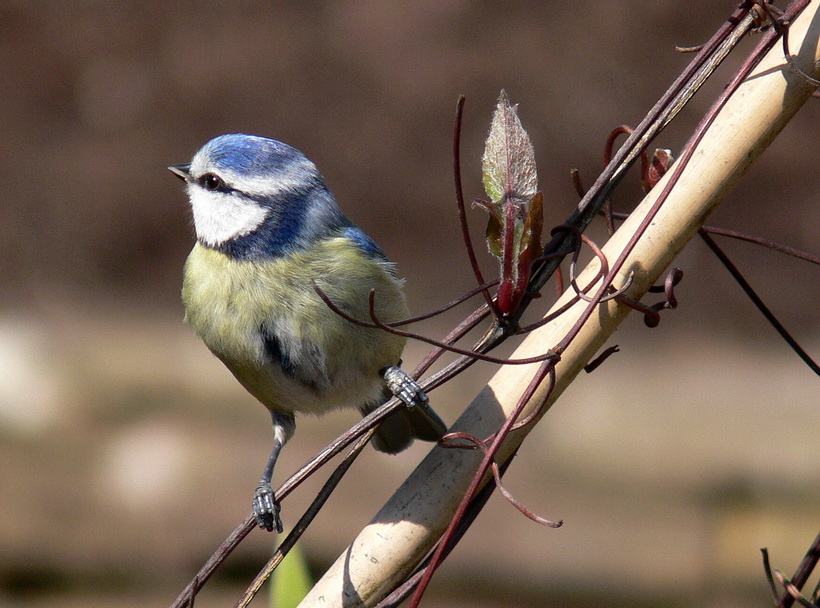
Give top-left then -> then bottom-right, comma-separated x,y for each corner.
170,134 -> 346,259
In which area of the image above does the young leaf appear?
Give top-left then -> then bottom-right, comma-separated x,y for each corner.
482,90 -> 538,205
477,90 -> 544,315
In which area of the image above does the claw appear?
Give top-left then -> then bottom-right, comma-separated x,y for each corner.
253,482 -> 282,533
382,365 -> 428,408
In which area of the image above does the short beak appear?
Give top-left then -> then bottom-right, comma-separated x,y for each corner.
168,163 -> 191,181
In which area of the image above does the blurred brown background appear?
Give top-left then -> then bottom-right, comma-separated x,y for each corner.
0,2 -> 817,607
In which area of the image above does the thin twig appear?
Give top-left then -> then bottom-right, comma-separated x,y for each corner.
700,225 -> 820,265
763,547 -> 781,604
170,520 -> 255,608
233,431 -> 374,608
776,531 -> 820,608
518,0 -> 762,330
774,570 -> 817,608
699,229 -> 819,375
440,431 -> 562,527
409,351 -> 561,606
375,457 -> 517,608
408,16 -> 787,595
312,281 -> 560,366
414,8 -> 817,603
611,211 -> 820,265
395,279 -> 500,325
453,95 -> 497,316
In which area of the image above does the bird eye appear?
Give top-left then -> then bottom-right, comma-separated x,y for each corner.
201,173 -> 224,191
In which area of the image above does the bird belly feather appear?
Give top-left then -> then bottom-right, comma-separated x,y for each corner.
182,239 -> 409,416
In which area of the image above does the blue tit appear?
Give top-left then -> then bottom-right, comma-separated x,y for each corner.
169,134 -> 446,532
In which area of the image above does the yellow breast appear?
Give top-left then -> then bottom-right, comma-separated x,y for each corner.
181,239 -> 409,415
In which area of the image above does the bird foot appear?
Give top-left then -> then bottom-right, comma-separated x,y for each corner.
382,365 -> 429,408
253,482 -> 282,533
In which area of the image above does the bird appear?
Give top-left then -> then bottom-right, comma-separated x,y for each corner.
169,134 -> 447,532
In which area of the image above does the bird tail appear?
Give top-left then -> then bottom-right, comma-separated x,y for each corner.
360,390 -> 447,454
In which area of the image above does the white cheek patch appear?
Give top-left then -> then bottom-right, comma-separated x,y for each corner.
188,185 -> 269,247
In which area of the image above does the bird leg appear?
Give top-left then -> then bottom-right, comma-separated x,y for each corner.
253,411 -> 295,533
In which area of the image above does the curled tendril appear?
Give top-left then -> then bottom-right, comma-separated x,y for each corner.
311,280 -> 560,367
439,431 -> 562,528
759,0 -> 820,87
614,267 -> 683,327
568,233 -> 636,303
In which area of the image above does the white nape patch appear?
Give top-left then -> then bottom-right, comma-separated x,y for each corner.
188,184 -> 268,247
